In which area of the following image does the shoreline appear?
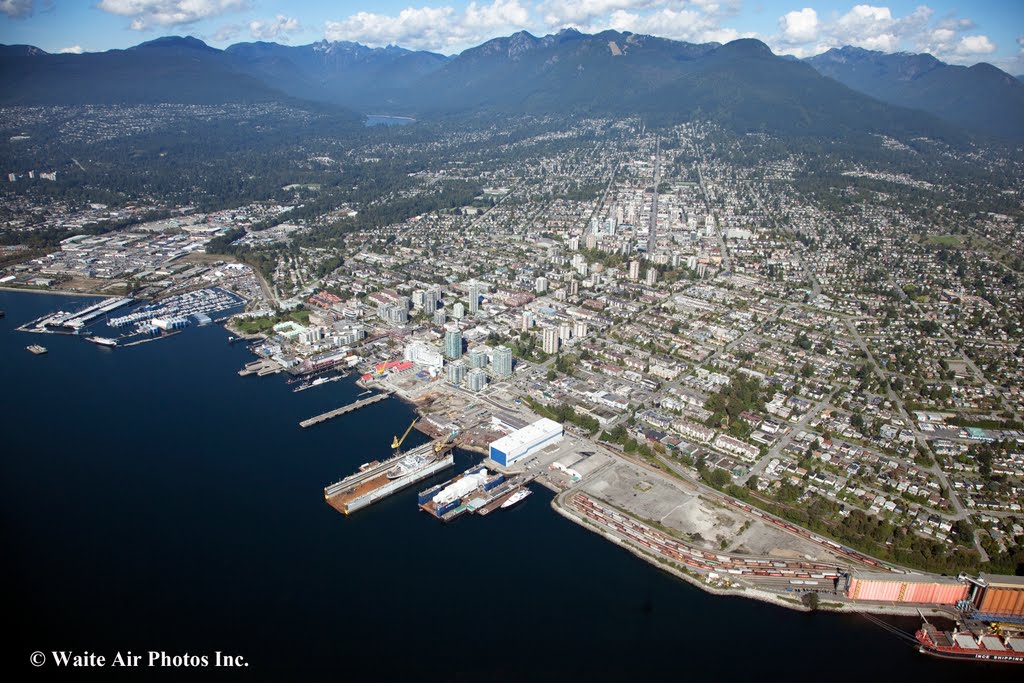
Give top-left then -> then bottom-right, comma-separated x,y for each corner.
550,491 -> 955,620
0,285 -> 107,298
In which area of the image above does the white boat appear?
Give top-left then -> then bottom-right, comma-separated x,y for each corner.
500,488 -> 532,509
85,336 -> 118,347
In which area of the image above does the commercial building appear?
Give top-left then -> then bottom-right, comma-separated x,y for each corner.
492,345 -> 513,378
422,287 -> 440,313
467,281 -> 480,314
446,360 -> 467,386
468,347 -> 488,369
404,341 -> 444,371
467,368 -> 487,392
542,326 -> 559,355
489,418 -> 564,468
444,328 -> 463,359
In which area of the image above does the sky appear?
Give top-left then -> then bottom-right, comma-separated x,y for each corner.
1,1 -> 1022,72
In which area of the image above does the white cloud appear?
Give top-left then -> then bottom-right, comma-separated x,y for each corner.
607,7 -> 754,44
831,4 -> 898,51
954,34 -> 995,57
540,0 -> 660,28
324,0 -> 530,52
97,0 -> 248,30
213,23 -> 241,42
778,8 -> 818,44
0,0 -> 33,19
58,45 -> 84,53
767,4 -> 1002,66
249,15 -> 300,41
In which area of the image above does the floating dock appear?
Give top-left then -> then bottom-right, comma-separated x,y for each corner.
324,439 -> 455,515
418,465 -> 525,521
21,296 -> 134,333
300,391 -> 391,428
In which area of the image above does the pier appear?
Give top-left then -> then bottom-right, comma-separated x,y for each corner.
300,392 -> 391,428
238,359 -> 283,377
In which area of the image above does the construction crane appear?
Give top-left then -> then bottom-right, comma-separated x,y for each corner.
392,418 -> 418,451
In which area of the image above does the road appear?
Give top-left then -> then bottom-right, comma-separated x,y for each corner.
739,399 -> 830,485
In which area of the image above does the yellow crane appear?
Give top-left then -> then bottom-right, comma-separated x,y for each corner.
392,418 -> 418,451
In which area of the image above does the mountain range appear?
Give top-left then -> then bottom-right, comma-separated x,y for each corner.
1,31 -> 1021,141
806,46 -> 1024,140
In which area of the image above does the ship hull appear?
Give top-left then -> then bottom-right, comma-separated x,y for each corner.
345,455 -> 453,514
917,644 -> 1024,663
916,631 -> 1024,663
324,440 -> 455,515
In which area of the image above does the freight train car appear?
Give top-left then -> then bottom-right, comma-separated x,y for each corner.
847,571 -> 968,605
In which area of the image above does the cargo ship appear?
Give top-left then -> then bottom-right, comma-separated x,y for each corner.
324,438 -> 454,515
916,622 -> 1024,663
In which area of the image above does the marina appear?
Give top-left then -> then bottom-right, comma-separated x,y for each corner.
19,296 -> 134,333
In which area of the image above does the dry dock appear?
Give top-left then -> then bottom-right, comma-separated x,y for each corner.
324,440 -> 455,514
300,391 -> 392,428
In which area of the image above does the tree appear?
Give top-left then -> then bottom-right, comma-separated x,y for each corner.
802,592 -> 820,610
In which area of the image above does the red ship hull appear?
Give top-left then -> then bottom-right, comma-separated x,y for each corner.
916,630 -> 1024,663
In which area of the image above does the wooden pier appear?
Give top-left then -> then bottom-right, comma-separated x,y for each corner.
299,392 -> 391,428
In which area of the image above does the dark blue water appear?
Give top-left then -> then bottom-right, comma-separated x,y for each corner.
2,291 -> 1018,680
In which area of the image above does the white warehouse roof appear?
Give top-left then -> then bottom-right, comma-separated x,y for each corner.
491,418 -> 562,453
